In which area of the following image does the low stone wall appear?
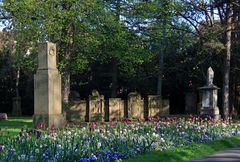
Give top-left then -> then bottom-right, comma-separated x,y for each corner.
66,92 -> 170,122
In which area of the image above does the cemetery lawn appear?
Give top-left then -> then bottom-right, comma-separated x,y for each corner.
124,135 -> 240,162
0,116 -> 32,137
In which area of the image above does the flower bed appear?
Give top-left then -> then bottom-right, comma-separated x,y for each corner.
0,116 -> 240,162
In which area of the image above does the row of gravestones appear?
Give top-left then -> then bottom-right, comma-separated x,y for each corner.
66,91 -> 169,122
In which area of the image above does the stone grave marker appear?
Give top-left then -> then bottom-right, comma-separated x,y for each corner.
128,92 -> 144,120
148,95 -> 161,117
89,90 -> 105,121
109,98 -> 124,121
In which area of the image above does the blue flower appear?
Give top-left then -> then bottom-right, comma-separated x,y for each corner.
90,153 -> 97,161
78,157 -> 90,162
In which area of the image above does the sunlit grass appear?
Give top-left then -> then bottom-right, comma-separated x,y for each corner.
0,116 -> 33,136
124,135 -> 240,162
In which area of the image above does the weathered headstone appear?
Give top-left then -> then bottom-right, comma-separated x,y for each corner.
198,67 -> 220,120
0,113 -> 8,120
12,97 -> 21,116
89,90 -> 105,121
147,95 -> 170,117
128,92 -> 144,120
33,42 -> 65,128
109,98 -> 124,121
148,95 -> 161,117
161,99 -> 170,115
66,100 -> 87,122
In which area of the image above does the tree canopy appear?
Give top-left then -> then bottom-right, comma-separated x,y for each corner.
0,0 -> 240,117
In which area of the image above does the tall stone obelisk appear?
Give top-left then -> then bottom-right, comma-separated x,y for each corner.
33,42 -> 65,128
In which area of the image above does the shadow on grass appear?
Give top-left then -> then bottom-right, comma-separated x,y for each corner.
0,117 -> 33,137
123,136 -> 240,162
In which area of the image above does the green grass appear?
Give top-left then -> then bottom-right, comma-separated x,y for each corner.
123,135 -> 240,162
0,116 -> 33,137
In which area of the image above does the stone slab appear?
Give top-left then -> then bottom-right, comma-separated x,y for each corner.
128,92 -> 144,120
66,100 -> 87,122
89,94 -> 105,121
109,98 -> 124,121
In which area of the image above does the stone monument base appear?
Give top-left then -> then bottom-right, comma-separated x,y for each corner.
200,107 -> 221,120
33,114 -> 66,128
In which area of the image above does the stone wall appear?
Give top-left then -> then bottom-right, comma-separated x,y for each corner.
66,92 -> 169,122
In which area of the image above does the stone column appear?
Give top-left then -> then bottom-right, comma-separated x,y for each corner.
33,42 -> 65,128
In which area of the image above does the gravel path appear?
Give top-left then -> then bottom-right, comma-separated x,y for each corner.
187,148 -> 240,162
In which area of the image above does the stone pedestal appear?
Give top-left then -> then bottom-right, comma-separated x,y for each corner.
33,42 -> 65,128
89,90 -> 105,121
128,92 -> 144,120
198,67 -> 221,120
12,97 -> 21,116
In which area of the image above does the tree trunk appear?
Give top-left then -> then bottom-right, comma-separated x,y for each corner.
111,58 -> 118,97
157,21 -> 167,96
111,0 -> 120,97
15,68 -> 20,97
222,1 -> 233,120
157,47 -> 164,96
62,73 -> 70,104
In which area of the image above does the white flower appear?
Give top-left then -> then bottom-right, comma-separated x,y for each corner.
152,132 -> 159,138
160,137 -> 165,142
20,154 -> 26,160
97,142 -> 101,149
57,144 -> 62,149
35,149 -> 40,154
